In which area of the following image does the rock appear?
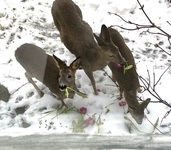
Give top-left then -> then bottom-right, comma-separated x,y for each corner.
0,84 -> 10,102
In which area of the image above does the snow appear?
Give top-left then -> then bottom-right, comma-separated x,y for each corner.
0,0 -> 171,137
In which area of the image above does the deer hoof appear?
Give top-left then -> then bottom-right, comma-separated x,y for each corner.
94,91 -> 98,95
39,92 -> 44,98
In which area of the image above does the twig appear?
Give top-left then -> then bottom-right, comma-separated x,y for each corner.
11,82 -> 29,95
110,25 -> 142,31
139,69 -> 171,108
137,0 -> 171,38
154,44 -> 171,56
155,65 -> 171,86
102,69 -> 119,88
109,0 -> 171,39
146,116 -> 163,134
147,30 -> 169,37
109,13 -> 154,28
109,12 -> 155,31
167,21 -> 171,26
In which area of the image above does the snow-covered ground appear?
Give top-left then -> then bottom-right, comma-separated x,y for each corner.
0,0 -> 171,136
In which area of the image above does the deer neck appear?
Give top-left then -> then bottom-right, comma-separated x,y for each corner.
124,90 -> 139,110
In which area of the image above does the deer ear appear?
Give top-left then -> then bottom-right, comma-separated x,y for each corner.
100,24 -> 111,43
139,98 -> 150,112
70,57 -> 81,70
94,33 -> 106,46
53,54 -> 65,69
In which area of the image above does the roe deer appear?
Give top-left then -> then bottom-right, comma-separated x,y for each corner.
15,43 -> 81,107
51,0 -> 125,95
94,25 -> 150,124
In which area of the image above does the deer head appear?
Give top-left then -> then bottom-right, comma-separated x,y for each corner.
94,24 -> 126,65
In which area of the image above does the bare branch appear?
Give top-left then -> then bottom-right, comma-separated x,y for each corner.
137,0 -> 171,38
108,12 -> 155,31
109,0 -> 171,39
167,21 -> 171,26
154,44 -> 171,56
11,82 -> 29,95
110,24 -> 154,31
109,25 -> 141,31
114,13 -> 153,28
137,0 -> 154,25
147,30 -> 169,37
102,69 -> 119,88
155,65 -> 171,86
139,70 -> 171,108
146,116 -> 164,134
108,12 -> 130,24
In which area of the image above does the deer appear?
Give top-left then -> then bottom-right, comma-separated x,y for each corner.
51,0 -> 125,95
15,43 -> 81,108
94,24 -> 150,124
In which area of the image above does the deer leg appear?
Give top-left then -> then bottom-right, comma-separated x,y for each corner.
25,72 -> 44,97
84,70 -> 98,95
60,99 -> 68,108
119,87 -> 123,100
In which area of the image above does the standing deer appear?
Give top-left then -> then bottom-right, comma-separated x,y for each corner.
94,25 -> 150,124
15,43 -> 81,107
51,0 -> 125,95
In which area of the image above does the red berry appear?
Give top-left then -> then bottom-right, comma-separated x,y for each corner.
115,63 -> 122,68
78,107 -> 87,114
